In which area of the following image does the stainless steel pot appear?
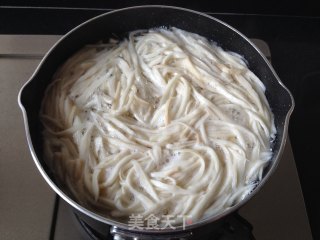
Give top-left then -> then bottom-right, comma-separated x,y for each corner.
18,5 -> 294,239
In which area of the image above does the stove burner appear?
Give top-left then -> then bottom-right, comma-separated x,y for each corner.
74,213 -> 255,240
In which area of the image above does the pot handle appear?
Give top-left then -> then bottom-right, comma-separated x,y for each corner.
110,226 -> 193,240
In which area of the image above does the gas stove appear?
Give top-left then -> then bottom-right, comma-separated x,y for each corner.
0,34 -> 313,240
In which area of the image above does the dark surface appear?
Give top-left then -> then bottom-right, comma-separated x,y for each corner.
2,4 -> 320,239
2,0 -> 320,16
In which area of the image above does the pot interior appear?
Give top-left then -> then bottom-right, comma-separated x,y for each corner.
19,6 -> 293,231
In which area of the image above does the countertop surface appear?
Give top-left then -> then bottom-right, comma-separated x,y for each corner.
1,5 -> 319,239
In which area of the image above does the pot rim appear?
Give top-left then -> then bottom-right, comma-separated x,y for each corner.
18,4 -> 295,234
